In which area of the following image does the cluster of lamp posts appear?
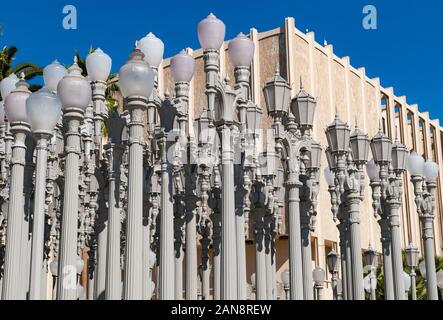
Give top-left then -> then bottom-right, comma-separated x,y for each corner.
0,13 -> 441,301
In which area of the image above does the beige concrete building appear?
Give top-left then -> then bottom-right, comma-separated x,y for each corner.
153,17 -> 443,298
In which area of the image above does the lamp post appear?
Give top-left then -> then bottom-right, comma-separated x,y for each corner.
170,49 -> 197,300
228,32 -> 255,300
363,245 -> 378,300
281,269 -> 290,300
118,47 -> 154,299
370,128 -> 408,300
312,266 -> 325,300
56,58 -> 91,300
407,152 -> 439,300
1,75 -> 31,300
198,13 -> 242,300
26,88 -> 62,299
326,250 -> 339,300
366,159 -> 394,300
263,71 -> 301,300
405,243 -> 419,300
85,48 -> 112,300
325,115 -> 369,300
104,109 -> 125,300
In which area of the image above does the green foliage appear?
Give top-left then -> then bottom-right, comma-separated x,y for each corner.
368,250 -> 443,300
0,45 -> 43,92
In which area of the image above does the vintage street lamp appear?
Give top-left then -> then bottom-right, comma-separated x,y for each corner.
363,245 -> 378,300
326,250 -> 339,300
171,48 -> 197,300
312,267 -> 325,300
229,31 -> 255,300
370,127 -> 408,300
56,58 -> 91,300
290,83 -> 316,133
281,269 -> 290,300
1,75 -> 31,300
405,243 -> 419,300
118,47 -> 154,299
325,115 -> 368,300
26,88 -> 62,299
407,152 -> 439,300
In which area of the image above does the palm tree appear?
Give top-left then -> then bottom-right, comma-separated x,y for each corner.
0,46 -> 43,91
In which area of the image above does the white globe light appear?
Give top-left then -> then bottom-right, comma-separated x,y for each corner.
324,167 -> 335,186
148,250 -> 156,268
57,58 -> 92,111
26,88 -> 62,133
250,273 -> 256,289
407,152 -> 425,176
86,48 -> 112,82
403,271 -> 411,292
419,261 -> 426,279
0,101 -> 5,125
49,259 -> 58,276
4,76 -> 30,123
118,49 -> 154,98
76,255 -> 84,274
171,50 -> 196,82
228,32 -> 255,67
366,159 -> 380,181
137,33 -> 164,68
43,60 -> 68,92
312,266 -> 326,285
281,269 -> 290,288
0,73 -> 19,100
423,160 -> 439,182
197,13 -> 226,50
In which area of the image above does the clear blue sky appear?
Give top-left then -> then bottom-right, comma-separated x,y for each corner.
1,0 -> 442,120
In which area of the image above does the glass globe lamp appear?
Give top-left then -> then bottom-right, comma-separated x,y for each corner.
137,33 -> 164,68
76,255 -> 84,274
197,13 -> 226,50
281,269 -> 290,288
57,58 -> 92,111
43,60 -> 67,92
171,50 -> 196,82
407,152 -> 425,176
366,160 -> 380,181
0,101 -> 5,125
0,73 -> 19,100
228,32 -> 254,67
26,88 -> 62,134
86,48 -> 112,82
118,49 -> 154,98
4,76 -> 30,123
423,160 -> 439,182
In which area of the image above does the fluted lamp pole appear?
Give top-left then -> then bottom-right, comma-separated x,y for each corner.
171,49 -> 197,300
56,58 -> 91,300
407,152 -> 439,300
26,88 -> 62,300
118,47 -> 154,299
1,75 -> 31,300
229,31 -> 255,300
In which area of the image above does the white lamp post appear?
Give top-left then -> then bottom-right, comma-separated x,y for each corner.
281,269 -> 290,300
1,75 -> 31,300
228,32 -> 254,300
56,58 -> 91,300
171,49 -> 197,300
86,47 -> 113,300
312,267 -> 325,300
119,47 -> 154,299
405,243 -> 419,300
26,88 -> 62,299
408,152 -> 439,300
